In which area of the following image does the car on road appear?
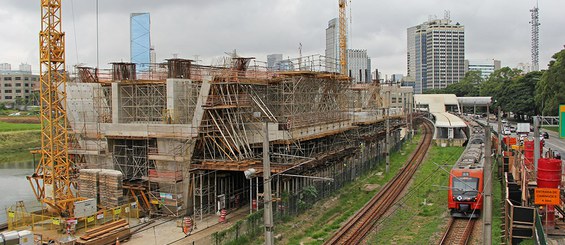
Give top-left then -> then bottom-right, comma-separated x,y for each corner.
543,132 -> 549,139
510,126 -> 516,132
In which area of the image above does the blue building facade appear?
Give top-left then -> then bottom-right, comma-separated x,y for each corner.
130,13 -> 151,72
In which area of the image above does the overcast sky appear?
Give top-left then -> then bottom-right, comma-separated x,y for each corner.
2,0 -> 564,76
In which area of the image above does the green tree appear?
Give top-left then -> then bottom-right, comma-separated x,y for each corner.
535,49 -> 565,116
503,71 -> 541,120
424,70 -> 482,96
479,67 -> 522,112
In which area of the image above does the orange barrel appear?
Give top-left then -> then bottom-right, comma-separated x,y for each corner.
537,158 -> 562,188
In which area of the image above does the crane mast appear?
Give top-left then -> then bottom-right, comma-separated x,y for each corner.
27,0 -> 77,216
339,0 -> 347,75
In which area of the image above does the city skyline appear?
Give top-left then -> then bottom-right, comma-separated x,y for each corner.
1,0 -> 563,77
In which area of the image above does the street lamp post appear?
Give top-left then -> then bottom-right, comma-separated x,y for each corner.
262,121 -> 274,245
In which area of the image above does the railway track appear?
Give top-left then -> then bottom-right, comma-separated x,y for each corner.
324,120 -> 434,244
439,218 -> 476,245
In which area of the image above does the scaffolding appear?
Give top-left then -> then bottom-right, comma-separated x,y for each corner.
120,83 -> 167,123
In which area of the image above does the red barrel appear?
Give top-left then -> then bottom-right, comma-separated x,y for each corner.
524,141 -> 534,160
538,158 -> 562,188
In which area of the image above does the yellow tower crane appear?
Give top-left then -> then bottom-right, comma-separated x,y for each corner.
339,0 -> 347,75
27,0 -> 80,217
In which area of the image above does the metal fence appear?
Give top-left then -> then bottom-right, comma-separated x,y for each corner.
6,202 -> 140,235
209,133 -> 410,244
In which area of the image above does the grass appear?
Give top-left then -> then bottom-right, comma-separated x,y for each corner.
542,126 -> 558,133
0,121 -> 41,132
368,145 -> 465,244
493,158 -> 503,244
275,133 -> 424,244
0,130 -> 41,163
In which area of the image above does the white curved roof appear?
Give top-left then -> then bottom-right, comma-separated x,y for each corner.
433,112 -> 467,128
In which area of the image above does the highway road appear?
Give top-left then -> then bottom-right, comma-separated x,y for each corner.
479,118 -> 565,157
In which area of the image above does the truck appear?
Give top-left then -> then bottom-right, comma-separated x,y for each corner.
516,123 -> 531,134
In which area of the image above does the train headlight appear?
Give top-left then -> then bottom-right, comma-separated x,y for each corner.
456,196 -> 463,201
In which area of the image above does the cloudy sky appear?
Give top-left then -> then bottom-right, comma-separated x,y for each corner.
1,0 -> 564,76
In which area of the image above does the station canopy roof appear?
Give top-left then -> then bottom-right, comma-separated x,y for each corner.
457,97 -> 492,106
414,94 -> 467,128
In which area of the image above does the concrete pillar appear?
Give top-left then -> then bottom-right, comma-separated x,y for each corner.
111,83 -> 120,123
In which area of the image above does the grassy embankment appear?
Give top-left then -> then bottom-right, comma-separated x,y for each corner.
0,120 -> 41,163
367,145 -> 464,244
273,132 -> 428,244
542,126 -> 558,133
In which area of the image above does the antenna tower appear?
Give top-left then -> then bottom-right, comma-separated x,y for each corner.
530,3 -> 540,71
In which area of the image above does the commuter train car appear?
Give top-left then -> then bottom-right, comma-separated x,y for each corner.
448,121 -> 485,218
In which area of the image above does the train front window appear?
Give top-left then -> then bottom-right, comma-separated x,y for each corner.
452,177 -> 479,195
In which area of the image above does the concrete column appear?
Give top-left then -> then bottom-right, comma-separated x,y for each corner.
111,83 -> 120,123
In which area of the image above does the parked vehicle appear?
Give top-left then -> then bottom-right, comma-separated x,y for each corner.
543,132 -> 549,139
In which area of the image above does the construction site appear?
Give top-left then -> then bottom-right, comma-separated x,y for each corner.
2,1 -> 417,244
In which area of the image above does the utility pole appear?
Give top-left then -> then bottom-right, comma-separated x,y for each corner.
534,116 -> 540,175
497,107 -> 502,156
483,106 -> 492,245
386,107 -> 390,173
263,121 -> 274,245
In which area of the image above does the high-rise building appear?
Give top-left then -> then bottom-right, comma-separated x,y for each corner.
406,16 -> 465,93
130,13 -> 151,72
464,59 -> 501,80
267,54 -> 283,70
347,49 -> 371,83
325,18 -> 340,73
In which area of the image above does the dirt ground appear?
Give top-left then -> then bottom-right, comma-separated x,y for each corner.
0,116 -> 39,124
126,207 -> 251,245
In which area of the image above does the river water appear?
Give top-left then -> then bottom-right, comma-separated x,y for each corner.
0,161 -> 40,224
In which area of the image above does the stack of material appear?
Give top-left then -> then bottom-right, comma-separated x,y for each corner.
79,169 -> 101,200
78,218 -> 130,245
99,170 -> 124,208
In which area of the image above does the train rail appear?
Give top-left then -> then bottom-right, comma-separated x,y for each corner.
439,218 -> 476,245
324,120 -> 434,244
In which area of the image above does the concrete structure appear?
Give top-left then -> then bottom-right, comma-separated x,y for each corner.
130,13 -> 151,72
465,59 -> 501,80
414,94 -> 467,146
407,16 -> 465,94
266,54 -> 283,70
346,49 -> 371,83
0,63 -> 11,71
457,96 -> 492,114
68,56 -> 409,221
0,65 -> 39,103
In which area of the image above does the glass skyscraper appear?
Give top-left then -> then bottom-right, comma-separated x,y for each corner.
130,13 -> 151,72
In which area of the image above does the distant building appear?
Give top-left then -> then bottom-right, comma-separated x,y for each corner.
391,74 -> 404,83
130,13 -> 151,72
267,54 -> 283,70
0,64 -> 39,103
325,18 -> 345,73
0,63 -> 11,71
347,49 -> 371,83
464,59 -> 500,80
19,63 -> 32,73
407,16 -> 465,93
516,63 -> 532,73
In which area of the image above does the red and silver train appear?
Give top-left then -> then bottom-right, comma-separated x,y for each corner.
448,120 -> 485,218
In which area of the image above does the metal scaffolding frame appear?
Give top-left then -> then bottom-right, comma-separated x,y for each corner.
120,83 -> 166,123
